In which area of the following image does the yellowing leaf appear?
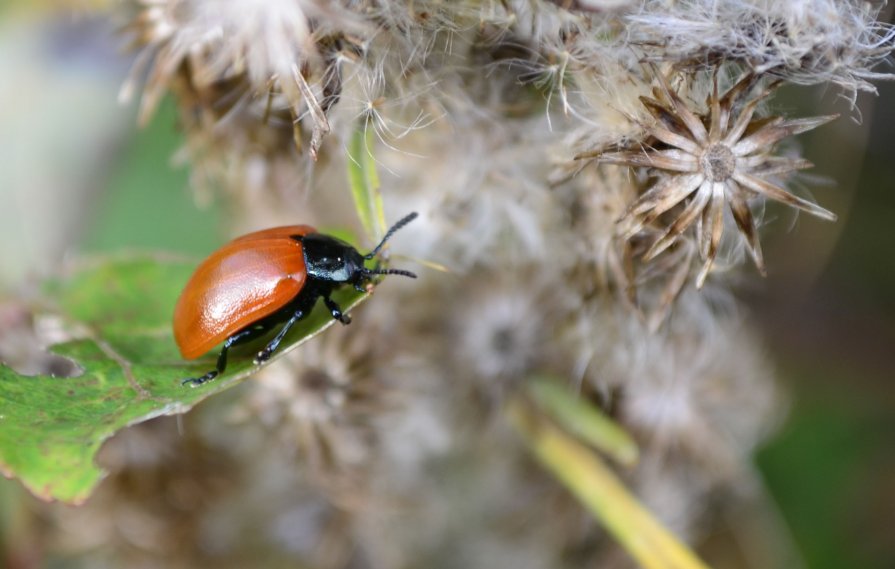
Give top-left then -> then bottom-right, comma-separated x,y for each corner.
508,398 -> 712,569
528,377 -> 639,466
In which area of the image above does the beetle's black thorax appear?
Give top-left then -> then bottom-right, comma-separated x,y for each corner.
298,233 -> 366,285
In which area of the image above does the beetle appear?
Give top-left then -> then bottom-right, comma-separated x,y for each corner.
174,212 -> 418,386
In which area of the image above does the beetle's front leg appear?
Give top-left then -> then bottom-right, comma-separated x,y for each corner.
323,295 -> 351,325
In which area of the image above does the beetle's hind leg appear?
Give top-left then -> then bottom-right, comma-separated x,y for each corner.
181,325 -> 270,387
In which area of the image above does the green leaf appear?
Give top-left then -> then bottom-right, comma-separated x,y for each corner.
507,398 -> 712,569
527,377 -> 639,467
0,254 -> 366,505
347,124 -> 387,243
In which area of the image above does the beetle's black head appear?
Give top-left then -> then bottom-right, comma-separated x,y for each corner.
299,212 -> 418,287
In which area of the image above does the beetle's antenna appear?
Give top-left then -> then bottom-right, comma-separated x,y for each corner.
365,212 -> 418,260
365,267 -> 417,279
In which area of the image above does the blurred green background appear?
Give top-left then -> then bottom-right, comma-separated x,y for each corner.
752,74 -> 895,569
0,4 -> 893,569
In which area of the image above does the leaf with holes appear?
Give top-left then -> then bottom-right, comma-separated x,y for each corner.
0,254 -> 366,504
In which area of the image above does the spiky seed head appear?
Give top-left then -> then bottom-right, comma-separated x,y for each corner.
585,69 -> 838,288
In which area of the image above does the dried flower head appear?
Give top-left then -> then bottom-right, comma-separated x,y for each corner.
242,323 -> 393,495
628,0 -> 895,100
581,68 -> 838,287
616,308 -> 781,479
122,0 -> 368,160
460,291 -> 539,377
560,163 -> 701,329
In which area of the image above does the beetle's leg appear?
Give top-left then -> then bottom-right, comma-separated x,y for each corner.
254,309 -> 306,364
323,294 -> 351,325
182,325 -> 269,387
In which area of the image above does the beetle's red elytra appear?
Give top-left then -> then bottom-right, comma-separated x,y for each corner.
173,214 -> 418,387
174,225 -> 314,360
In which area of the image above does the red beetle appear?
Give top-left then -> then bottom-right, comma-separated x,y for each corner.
174,213 -> 418,386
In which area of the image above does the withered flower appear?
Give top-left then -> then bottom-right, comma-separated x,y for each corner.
243,322 -> 394,500
121,0 -> 366,160
580,70 -> 838,287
